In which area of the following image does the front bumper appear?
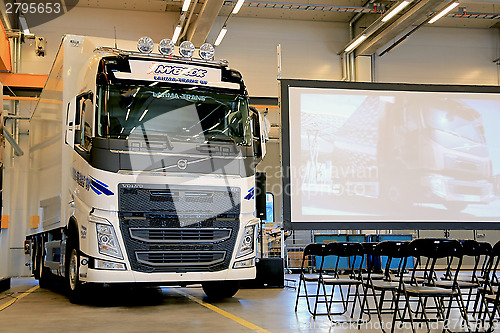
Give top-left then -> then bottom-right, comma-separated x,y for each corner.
81,266 -> 256,285
423,174 -> 494,204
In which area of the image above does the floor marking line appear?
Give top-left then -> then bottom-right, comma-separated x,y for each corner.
172,288 -> 271,333
0,285 -> 39,311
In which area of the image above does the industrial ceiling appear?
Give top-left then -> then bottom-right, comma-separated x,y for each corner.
1,0 -> 499,57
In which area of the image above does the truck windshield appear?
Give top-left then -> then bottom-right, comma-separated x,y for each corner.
423,108 -> 485,144
96,85 -> 251,145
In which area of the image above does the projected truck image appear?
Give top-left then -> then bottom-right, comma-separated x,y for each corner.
300,92 -> 498,219
332,95 -> 493,210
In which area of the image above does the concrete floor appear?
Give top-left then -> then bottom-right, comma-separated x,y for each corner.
0,276 -> 489,332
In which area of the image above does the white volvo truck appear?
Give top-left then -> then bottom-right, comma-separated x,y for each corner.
26,35 -> 266,301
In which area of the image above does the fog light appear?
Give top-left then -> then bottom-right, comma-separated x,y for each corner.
199,43 -> 214,60
179,41 -> 195,58
137,36 -> 154,53
233,258 -> 255,269
159,38 -> 175,55
94,259 -> 126,270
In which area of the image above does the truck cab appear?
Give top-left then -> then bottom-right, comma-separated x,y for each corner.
27,35 -> 266,301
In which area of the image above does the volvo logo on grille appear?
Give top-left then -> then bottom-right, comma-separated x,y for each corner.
177,159 -> 188,170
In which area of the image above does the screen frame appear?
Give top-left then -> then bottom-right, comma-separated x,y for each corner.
280,79 -> 500,230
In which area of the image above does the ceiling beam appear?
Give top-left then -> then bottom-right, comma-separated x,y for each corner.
185,0 -> 225,46
356,0 -> 444,56
0,73 -> 47,89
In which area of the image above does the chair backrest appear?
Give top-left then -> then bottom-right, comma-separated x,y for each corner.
375,241 -> 409,279
327,242 -> 364,257
363,242 -> 380,274
362,242 -> 378,255
460,239 -> 481,257
301,243 -> 329,271
404,238 -> 463,286
325,242 -> 364,276
406,238 -> 463,259
483,240 -> 500,287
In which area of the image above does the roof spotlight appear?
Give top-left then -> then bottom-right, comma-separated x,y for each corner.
137,36 -> 154,53
199,43 -> 215,60
159,38 -> 175,55
179,41 -> 195,58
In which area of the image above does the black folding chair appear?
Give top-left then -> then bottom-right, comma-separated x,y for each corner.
476,240 -> 500,328
294,243 -> 329,316
482,281 -> 500,332
360,241 -> 409,332
391,238 -> 471,333
318,242 -> 365,323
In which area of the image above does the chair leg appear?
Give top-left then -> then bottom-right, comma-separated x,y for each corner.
294,275 -> 303,312
456,289 -> 472,332
359,284 -> 372,325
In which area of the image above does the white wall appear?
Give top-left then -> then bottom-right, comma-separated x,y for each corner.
209,17 -> 349,97
375,26 -> 499,85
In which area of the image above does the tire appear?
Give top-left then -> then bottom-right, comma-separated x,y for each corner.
383,182 -> 412,209
31,237 -> 40,279
202,280 -> 240,300
35,235 -> 53,289
66,238 -> 84,303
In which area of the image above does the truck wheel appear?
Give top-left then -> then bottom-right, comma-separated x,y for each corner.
202,280 -> 240,300
385,183 -> 411,207
32,237 -> 40,279
444,202 -> 467,212
66,239 -> 83,303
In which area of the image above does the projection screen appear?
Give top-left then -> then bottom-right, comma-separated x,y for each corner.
281,80 -> 500,230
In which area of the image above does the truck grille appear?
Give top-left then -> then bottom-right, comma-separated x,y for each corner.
118,184 -> 241,273
136,251 -> 225,266
454,185 -> 484,196
129,228 -> 232,243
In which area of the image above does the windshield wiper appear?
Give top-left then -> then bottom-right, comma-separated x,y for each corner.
205,136 -> 237,145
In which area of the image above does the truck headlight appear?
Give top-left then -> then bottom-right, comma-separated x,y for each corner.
429,175 -> 447,196
96,224 -> 123,259
236,225 -> 255,258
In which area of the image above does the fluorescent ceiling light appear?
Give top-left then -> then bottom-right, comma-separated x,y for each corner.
232,0 -> 245,14
182,0 -> 191,12
344,34 -> 367,53
215,26 -> 228,46
428,1 -> 459,24
381,1 -> 410,22
19,15 -> 30,35
172,25 -> 182,44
